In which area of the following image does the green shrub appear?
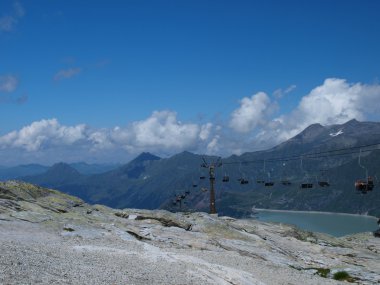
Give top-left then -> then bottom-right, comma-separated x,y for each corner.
316,268 -> 330,278
333,271 -> 350,281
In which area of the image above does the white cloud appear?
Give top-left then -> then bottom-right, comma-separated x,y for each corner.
288,78 -> 379,132
88,130 -> 113,150
285,84 -> 297,94
229,92 -> 273,133
0,112 -> 217,163
296,78 -> 363,124
259,78 -> 380,142
0,2 -> 24,32
54,68 -> 82,81
0,75 -> 18,92
207,135 -> 220,153
273,84 -> 296,99
199,123 -> 213,141
0,119 -> 87,151
130,111 -> 200,150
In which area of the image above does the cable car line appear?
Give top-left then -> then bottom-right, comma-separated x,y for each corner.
194,142 -> 379,214
221,142 -> 380,166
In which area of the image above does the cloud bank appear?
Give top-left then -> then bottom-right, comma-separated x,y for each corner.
0,111 -> 215,165
1,78 -> 380,165
0,119 -> 87,152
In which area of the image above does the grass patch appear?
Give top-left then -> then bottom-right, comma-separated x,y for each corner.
316,268 -> 330,278
290,266 -> 331,278
333,271 -> 355,282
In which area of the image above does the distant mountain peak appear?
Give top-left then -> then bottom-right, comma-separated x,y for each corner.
131,152 -> 161,164
51,162 -> 73,168
291,123 -> 325,143
114,152 -> 161,179
304,123 -> 324,131
177,151 -> 195,157
48,162 -> 80,175
343,118 -> 360,126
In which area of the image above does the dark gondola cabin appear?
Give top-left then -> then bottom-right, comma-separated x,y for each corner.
265,182 -> 274,187
318,181 -> 330,187
300,183 -> 313,189
240,179 -> 249,184
222,175 -> 230,182
200,176 -> 206,180
355,177 -> 374,193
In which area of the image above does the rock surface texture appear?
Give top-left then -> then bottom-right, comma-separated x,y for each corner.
0,181 -> 379,285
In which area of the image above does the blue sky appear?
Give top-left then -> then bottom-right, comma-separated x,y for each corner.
1,0 -> 380,165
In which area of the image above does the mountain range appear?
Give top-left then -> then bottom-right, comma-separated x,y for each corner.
0,162 -> 120,180
11,119 -> 380,217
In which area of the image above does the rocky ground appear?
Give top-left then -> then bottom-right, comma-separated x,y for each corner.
0,181 -> 379,285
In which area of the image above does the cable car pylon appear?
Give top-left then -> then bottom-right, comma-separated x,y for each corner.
200,156 -> 222,215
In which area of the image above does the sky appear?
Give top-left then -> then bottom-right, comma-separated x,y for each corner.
1,0 -> 380,166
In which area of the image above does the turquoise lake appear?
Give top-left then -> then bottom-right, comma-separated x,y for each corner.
255,210 -> 379,237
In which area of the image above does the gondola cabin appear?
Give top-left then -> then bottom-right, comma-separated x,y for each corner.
355,177 -> 374,193
200,176 -> 206,180
300,183 -> 313,189
355,180 -> 368,193
240,179 -> 249,185
256,180 -> 265,184
281,180 -> 291,186
318,181 -> 330,187
222,175 -> 230,182
265,182 -> 274,187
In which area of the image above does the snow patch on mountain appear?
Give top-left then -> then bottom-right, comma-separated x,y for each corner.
329,129 -> 344,137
